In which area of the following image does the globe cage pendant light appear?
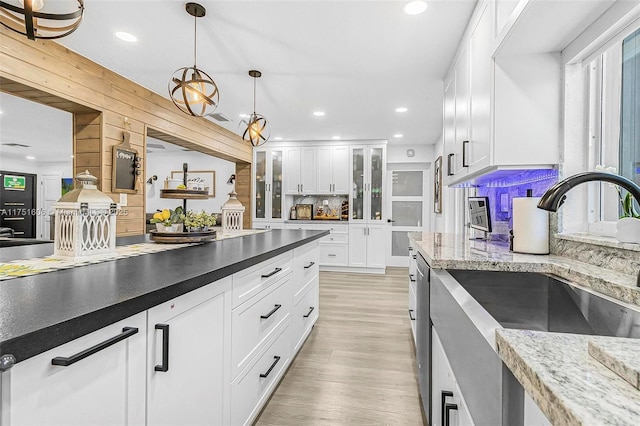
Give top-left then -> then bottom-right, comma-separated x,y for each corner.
242,70 -> 270,147
0,0 -> 84,40
168,2 -> 219,117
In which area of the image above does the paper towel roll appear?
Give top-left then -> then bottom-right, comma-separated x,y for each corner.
513,197 -> 549,254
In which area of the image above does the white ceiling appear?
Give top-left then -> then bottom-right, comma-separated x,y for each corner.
0,0 -> 478,163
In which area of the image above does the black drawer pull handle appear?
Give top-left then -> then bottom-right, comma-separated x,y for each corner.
408,309 -> 415,321
259,355 -> 281,378
445,403 -> 458,426
303,306 -> 315,318
51,327 -> 138,367
261,267 -> 282,278
154,324 -> 170,372
441,391 -> 454,426
261,304 -> 282,319
304,261 -> 315,269
412,254 -> 417,259
462,140 -> 469,167
409,274 -> 416,282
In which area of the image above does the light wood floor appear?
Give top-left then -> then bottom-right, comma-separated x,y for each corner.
255,268 -> 425,425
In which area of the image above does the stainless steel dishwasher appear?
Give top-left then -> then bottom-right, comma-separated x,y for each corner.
416,253 -> 431,424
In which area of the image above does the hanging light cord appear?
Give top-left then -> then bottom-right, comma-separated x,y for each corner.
193,11 -> 197,68
253,76 -> 257,114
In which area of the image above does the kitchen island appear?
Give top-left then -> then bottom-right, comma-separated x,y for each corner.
409,232 -> 640,426
0,229 -> 326,425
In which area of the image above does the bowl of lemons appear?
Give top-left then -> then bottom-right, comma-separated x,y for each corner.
150,207 -> 185,233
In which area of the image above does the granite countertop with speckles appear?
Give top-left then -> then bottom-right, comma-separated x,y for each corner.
409,232 -> 639,307
496,330 -> 640,426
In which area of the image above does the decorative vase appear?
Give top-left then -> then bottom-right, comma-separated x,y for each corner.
616,217 -> 640,243
156,223 -> 183,233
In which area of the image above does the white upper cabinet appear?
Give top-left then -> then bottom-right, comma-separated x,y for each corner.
285,147 -> 317,195
443,0 -> 561,186
317,146 -> 349,194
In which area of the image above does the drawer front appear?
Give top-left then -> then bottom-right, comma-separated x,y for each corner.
284,223 -> 317,230
319,243 -> 348,266
293,242 -> 319,301
232,251 -> 292,307
409,282 -> 417,344
320,233 -> 349,244
285,222 -> 349,234
231,321 -> 291,426
232,274 -> 291,378
292,281 -> 319,354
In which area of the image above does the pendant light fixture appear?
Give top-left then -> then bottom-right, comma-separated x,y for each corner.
168,2 -> 219,117
0,0 -> 84,40
242,70 -> 270,147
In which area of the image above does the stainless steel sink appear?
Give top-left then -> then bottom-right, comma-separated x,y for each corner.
447,270 -> 640,338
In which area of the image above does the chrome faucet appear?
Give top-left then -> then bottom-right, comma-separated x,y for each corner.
537,171 -> 640,287
537,171 -> 640,212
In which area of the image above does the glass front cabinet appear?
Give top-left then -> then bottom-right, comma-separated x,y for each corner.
350,145 -> 386,223
253,148 -> 283,221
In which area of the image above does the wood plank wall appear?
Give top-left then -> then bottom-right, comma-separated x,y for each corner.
0,26 -> 253,236
235,162 -> 253,229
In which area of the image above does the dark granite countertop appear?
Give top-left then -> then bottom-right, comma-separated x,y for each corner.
0,229 -> 327,364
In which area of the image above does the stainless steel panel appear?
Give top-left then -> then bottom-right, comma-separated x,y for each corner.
416,254 -> 431,425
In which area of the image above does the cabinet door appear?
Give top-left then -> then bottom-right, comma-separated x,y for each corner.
443,75 -> 456,180
331,146 -> 350,194
351,148 -> 365,221
147,281 -> 229,426
348,224 -> 367,267
317,146 -> 333,194
270,150 -> 283,220
284,148 -> 302,194
300,147 -> 317,193
455,45 -> 470,175
6,313 -> 146,426
254,150 -> 268,220
469,3 -> 491,171
368,147 -> 385,222
366,225 -> 386,268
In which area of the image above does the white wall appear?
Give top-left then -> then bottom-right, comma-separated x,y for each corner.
146,150 -> 236,214
387,144 -> 434,164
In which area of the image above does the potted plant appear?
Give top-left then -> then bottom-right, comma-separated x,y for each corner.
150,206 -> 184,233
184,210 -> 218,232
596,165 -> 640,243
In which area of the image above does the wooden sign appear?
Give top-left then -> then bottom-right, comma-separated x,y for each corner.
112,131 -> 139,193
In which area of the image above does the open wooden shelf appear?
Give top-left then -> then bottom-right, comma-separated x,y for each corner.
160,189 -> 208,200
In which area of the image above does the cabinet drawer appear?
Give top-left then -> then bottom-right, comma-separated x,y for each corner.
319,244 -> 348,266
293,241 -> 319,301
320,233 -> 349,244
231,321 -> 291,426
292,281 -> 319,354
232,274 -> 291,378
232,251 -> 292,307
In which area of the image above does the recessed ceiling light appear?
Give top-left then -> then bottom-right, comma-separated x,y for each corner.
332,136 -> 341,140
26,156 -> 35,160
404,1 -> 428,15
115,31 -> 137,43
70,155 -> 74,158
393,134 -> 404,138
273,137 -> 283,141
313,111 -> 325,117
239,113 -> 249,118
395,107 -> 408,113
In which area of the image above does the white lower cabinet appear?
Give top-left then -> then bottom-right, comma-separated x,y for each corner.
231,321 -> 292,426
1,241 -> 320,426
147,278 -> 230,426
349,224 -> 386,269
431,329 -> 475,426
3,312 -> 147,426
253,221 -> 285,230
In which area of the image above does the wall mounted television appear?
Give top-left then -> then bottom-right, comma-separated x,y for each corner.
468,196 -> 492,233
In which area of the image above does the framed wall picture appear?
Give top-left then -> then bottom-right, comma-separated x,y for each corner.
171,170 -> 215,197
434,156 -> 442,213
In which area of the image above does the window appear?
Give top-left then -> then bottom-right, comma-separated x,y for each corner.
587,26 -> 640,223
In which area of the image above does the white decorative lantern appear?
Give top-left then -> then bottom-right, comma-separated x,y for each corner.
53,171 -> 117,259
221,190 -> 245,234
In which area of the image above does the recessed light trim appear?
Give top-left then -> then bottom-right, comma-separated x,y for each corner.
404,1 -> 427,15
239,113 -> 249,119
332,136 -> 341,140
395,107 -> 408,113
273,137 -> 283,141
115,31 -> 137,43
313,111 -> 325,117
393,134 -> 404,138
26,156 -> 35,160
